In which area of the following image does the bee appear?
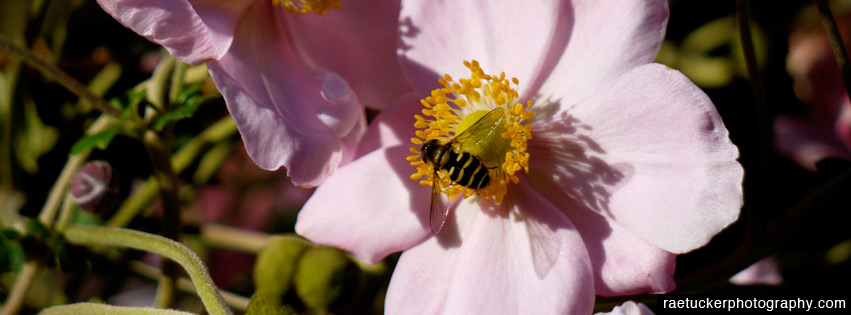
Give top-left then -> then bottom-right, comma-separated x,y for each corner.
420,108 -> 505,234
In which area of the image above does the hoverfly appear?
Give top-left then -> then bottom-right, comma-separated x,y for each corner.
420,107 -> 506,234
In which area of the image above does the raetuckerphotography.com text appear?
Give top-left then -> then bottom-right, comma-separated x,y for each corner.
657,294 -> 847,314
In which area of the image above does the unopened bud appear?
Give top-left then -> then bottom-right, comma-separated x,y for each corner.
70,161 -> 119,212
293,246 -> 360,313
253,236 -> 312,307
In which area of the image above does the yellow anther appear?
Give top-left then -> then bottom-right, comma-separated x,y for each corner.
272,0 -> 341,15
409,60 -> 534,204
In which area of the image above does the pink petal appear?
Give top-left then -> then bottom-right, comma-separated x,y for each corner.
337,91 -> 367,166
774,115 -> 851,171
355,92 -> 423,158
730,257 -> 783,286
96,0 -> 251,64
286,0 -> 412,108
595,301 -> 654,315
836,100 -> 851,150
787,22 -> 846,112
295,145 -> 432,264
536,0 -> 668,112
385,184 -> 594,314
527,171 -> 675,295
206,4 -> 364,187
531,63 -> 743,254
398,0 -> 568,98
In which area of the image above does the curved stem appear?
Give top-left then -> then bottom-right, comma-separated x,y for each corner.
38,302 -> 196,315
63,224 -> 233,315
0,34 -> 123,119
130,261 -> 250,312
817,0 -> 851,100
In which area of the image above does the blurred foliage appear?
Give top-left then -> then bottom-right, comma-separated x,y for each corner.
657,15 -> 768,88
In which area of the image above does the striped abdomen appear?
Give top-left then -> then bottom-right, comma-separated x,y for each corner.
441,150 -> 491,189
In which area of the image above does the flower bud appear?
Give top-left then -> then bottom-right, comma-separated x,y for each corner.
293,246 -> 360,313
253,236 -> 312,307
70,161 -> 119,213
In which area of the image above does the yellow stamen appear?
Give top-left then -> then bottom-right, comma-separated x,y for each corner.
409,60 -> 534,203
272,0 -> 341,15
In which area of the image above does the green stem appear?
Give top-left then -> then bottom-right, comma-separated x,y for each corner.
142,130 -> 182,309
146,55 -> 175,115
36,115 -> 111,227
54,193 -> 76,233
106,116 -> 237,228
816,0 -> 851,101
169,62 -> 188,106
0,34 -> 123,119
736,0 -> 769,233
38,303 -> 196,315
1,115 -> 112,315
63,224 -> 233,315
0,262 -> 40,315
106,177 -> 159,228
200,223 -> 270,254
130,261 -> 250,312
171,116 -> 238,172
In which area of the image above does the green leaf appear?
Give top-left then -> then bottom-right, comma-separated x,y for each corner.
1,229 -> 20,239
69,124 -> 122,156
152,82 -> 204,131
26,219 -> 50,239
71,209 -> 103,227
0,231 -> 24,272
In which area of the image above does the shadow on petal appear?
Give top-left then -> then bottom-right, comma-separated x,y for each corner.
529,110 -> 634,219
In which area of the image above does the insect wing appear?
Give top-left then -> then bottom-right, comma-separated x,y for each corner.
449,107 -> 506,151
429,170 -> 451,234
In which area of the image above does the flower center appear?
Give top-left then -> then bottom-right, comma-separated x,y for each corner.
408,60 -> 534,203
272,0 -> 341,15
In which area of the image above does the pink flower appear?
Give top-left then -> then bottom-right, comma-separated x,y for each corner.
776,12 -> 851,170
97,0 -> 410,186
297,0 -> 743,313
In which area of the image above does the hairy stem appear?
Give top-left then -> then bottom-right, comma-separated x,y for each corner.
130,261 -> 250,312
63,225 -> 233,315
38,303 -> 196,315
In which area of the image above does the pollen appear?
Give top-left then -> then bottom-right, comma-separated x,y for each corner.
272,0 -> 341,15
409,60 -> 534,204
